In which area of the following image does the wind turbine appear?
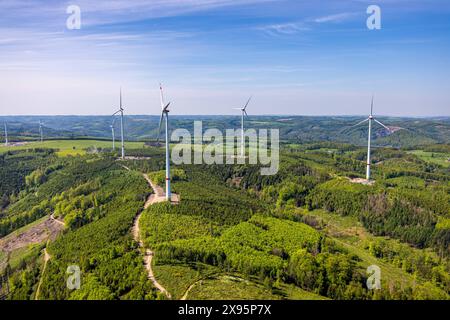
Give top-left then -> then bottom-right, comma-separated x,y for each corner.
39,121 -> 44,142
350,96 -> 391,181
110,118 -> 116,151
157,83 -> 172,201
4,122 -> 8,146
233,96 -> 252,157
112,88 -> 125,159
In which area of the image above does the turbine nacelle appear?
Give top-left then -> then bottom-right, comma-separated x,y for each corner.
113,107 -> 124,116
233,96 -> 252,118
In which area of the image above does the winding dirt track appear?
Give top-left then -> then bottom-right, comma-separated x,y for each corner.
34,214 -> 65,300
31,166 -> 175,299
132,173 -> 172,299
35,246 -> 50,300
181,280 -> 203,300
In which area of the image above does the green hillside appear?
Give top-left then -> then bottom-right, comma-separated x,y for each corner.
1,140 -> 449,300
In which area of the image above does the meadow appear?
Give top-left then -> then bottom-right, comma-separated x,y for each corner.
407,150 -> 450,167
0,140 -> 145,157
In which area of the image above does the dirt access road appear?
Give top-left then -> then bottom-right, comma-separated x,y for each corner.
133,173 -> 171,298
132,173 -> 179,299
34,246 -> 51,300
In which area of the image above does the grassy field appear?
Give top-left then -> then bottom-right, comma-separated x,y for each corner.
186,275 -> 281,300
153,263 -> 219,300
0,140 -> 145,156
8,243 -> 43,270
278,284 -> 328,300
152,262 -> 325,300
408,150 -> 450,167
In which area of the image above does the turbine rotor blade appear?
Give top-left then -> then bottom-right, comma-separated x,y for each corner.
351,118 -> 370,128
371,95 -> 374,116
159,83 -> 165,109
157,112 -> 164,142
374,119 -> 391,132
244,96 -> 252,110
341,118 -> 369,134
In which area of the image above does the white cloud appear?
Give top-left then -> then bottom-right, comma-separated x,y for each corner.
0,0 -> 275,27
259,22 -> 310,35
314,12 -> 356,23
259,11 -> 356,36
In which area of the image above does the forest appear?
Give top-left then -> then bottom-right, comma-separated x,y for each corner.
4,159 -> 157,300
0,140 -> 449,300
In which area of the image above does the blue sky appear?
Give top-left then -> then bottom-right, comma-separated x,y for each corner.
0,0 -> 449,116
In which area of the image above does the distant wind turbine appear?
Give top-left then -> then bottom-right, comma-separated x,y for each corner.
157,83 -> 172,201
113,88 -> 125,159
110,118 -> 116,151
4,122 -> 8,146
350,96 -> 391,181
39,121 -> 44,142
233,96 -> 252,157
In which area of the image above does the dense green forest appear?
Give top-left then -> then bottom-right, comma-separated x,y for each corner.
1,140 -> 449,300
38,167 -> 156,300
137,149 -> 449,300
1,153 -> 157,300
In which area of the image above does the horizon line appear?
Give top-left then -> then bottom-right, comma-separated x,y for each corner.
0,114 -> 449,119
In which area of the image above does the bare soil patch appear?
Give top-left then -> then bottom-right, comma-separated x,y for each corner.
0,216 -> 64,253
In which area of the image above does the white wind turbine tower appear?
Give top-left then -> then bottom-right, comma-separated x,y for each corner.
39,121 -> 44,142
110,118 -> 116,151
351,96 -> 391,181
157,83 -> 172,201
4,122 -> 8,146
112,89 -> 125,159
233,96 -> 252,157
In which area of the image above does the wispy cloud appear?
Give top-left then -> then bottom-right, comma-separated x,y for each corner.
0,0 -> 276,27
259,11 -> 357,36
314,12 -> 357,23
259,22 -> 310,35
